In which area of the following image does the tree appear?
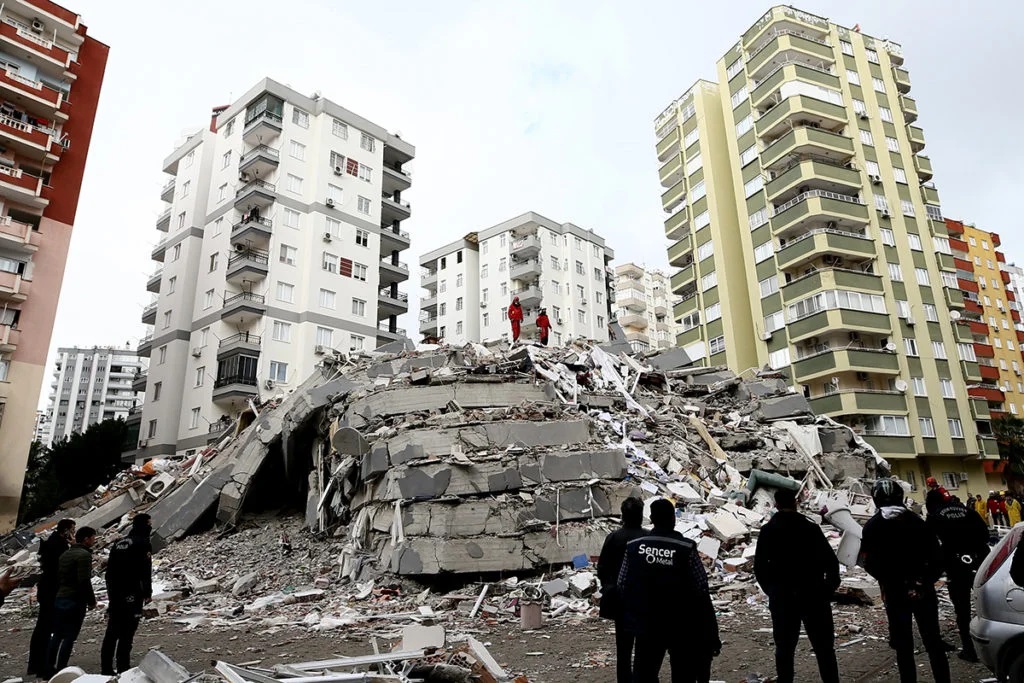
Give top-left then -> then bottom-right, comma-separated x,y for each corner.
993,415 -> 1024,482
17,418 -> 129,525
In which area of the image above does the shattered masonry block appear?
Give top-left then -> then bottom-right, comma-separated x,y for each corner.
138,650 -> 190,683
706,512 -> 749,542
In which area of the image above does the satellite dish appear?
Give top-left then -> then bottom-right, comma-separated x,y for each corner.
885,342 -> 897,352
895,379 -> 909,392
950,310 -> 962,321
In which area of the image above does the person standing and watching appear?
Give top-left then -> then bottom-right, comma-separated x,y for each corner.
927,496 -> 989,662
861,479 -> 949,683
1008,493 -> 1022,527
618,498 -> 720,683
101,514 -> 153,675
45,526 -> 97,677
754,489 -> 840,683
597,497 -> 646,683
535,308 -> 552,347
27,518 -> 74,677
987,492 -> 1007,527
975,494 -> 990,526
507,296 -> 524,343
924,477 -> 951,517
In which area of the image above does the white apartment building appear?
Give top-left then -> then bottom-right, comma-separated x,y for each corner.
133,78 -> 414,460
613,263 -> 679,352
43,346 -> 144,445
419,213 -> 614,345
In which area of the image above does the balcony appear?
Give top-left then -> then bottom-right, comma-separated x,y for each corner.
146,268 -> 162,293
0,165 -> 44,205
226,249 -> 269,284
0,69 -> 65,116
510,258 -> 542,281
671,264 -> 696,293
234,179 -> 276,209
0,113 -> 55,159
781,268 -> 883,302
217,332 -> 262,359
656,127 -> 680,162
861,434 -> 917,456
220,292 -> 266,326
378,288 -> 409,317
969,385 -> 1005,403
892,66 -> 911,94
0,20 -> 71,69
136,334 -> 153,358
419,313 -> 438,336
160,178 -> 175,203
617,288 -> 647,311
376,321 -> 406,344
212,374 -> 259,403
751,63 -> 840,108
809,390 -> 908,416
776,229 -> 874,271
661,179 -> 685,214
231,215 -> 272,246
946,287 -> 966,309
771,190 -> 869,237
131,372 -> 148,394
659,153 -> 682,189
156,208 -> 170,232
756,96 -> 847,143
974,342 -> 995,358
900,95 -> 918,123
510,234 -> 541,257
980,364 -> 1001,381
761,127 -> 854,170
511,285 -> 542,308
0,270 -> 29,302
960,360 -> 982,383
787,309 -> 892,343
421,268 -> 438,289
921,182 -> 940,205
668,234 -> 693,267
381,195 -> 411,223
743,7 -> 830,49
238,144 -> 280,177
0,217 -> 38,253
382,165 -> 412,194
242,109 -> 283,145
765,158 -> 861,204
970,397 -> 992,421
792,347 -> 901,382
664,205 -> 689,240
420,294 -> 438,312
380,228 -> 411,256
745,31 -> 834,81
379,259 -> 410,285
618,312 -> 648,329
914,155 -> 933,182
906,125 -> 926,153
140,301 -> 157,325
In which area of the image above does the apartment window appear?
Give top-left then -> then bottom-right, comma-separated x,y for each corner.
709,336 -> 726,355
872,77 -> 886,93
932,341 -> 947,359
482,312 -> 490,326
859,129 -> 874,146
575,261 -> 585,275
209,252 -> 219,272
287,174 -> 303,194
768,348 -> 791,370
162,311 -> 171,329
280,244 -> 297,265
748,208 -> 769,231
322,251 -> 337,273
456,297 -> 464,311
357,163 -> 372,182
176,212 -> 186,230
324,217 -> 342,239
499,257 -> 507,272
694,210 -> 711,230
481,264 -> 489,278
596,292 -> 604,304
865,160 -> 881,177
852,99 -> 866,115
203,289 -> 215,310
995,337 -> 1003,349
184,151 -> 194,168
316,327 -> 333,347
744,176 -> 763,198
923,303 -> 938,322
439,303 -> 447,316
869,415 -> 911,436
269,361 -> 288,383
684,128 -> 699,148
874,195 -> 890,212
696,241 -> 714,261
456,273 -> 464,287
319,288 -> 336,309
701,271 -> 718,290
213,217 -> 224,236
272,321 -> 292,342
283,208 -> 300,228
886,137 -> 900,153
880,228 -> 896,246
156,346 -> 167,365
276,281 -> 294,302
735,114 -> 753,137
982,240 -> 990,250
846,69 -> 860,85
730,85 -> 748,109
680,311 -> 701,331
181,180 -> 190,197
887,263 -> 903,282
739,145 -> 757,166
893,167 -> 907,183
840,40 -> 854,55
754,241 -> 774,263
948,419 -> 964,438
360,133 -> 375,152
194,367 -> 204,387
500,282 -> 507,296
940,378 -> 955,398
221,150 -> 232,169
481,241 -> 489,255
705,302 -> 722,322
440,279 -> 447,293
357,196 -> 371,215
684,153 -> 703,176
919,417 -> 936,438
347,229 -> 366,248
726,58 -> 743,79
901,200 -> 916,217
911,377 -> 927,396
957,343 -> 977,362
759,275 -> 779,298
350,297 -> 367,317
915,268 -> 931,286
879,107 -> 894,123
344,334 -> 363,352
907,233 -> 922,250
289,140 -> 306,160
941,271 -> 957,288
189,408 -> 201,430
576,309 -> 585,324
905,338 -> 919,356
292,108 -> 309,128
454,321 -> 463,336
153,382 -> 162,401
223,119 -> 234,136
167,276 -> 176,294
689,180 -> 707,202
147,420 -> 157,438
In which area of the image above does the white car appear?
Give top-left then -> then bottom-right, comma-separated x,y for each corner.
972,525 -> 1024,680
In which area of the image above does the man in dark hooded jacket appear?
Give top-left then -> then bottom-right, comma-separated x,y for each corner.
597,497 -> 646,683
101,514 -> 153,674
27,518 -> 74,676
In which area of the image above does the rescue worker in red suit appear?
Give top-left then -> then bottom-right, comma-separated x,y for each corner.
536,308 -> 552,346
508,296 -> 524,342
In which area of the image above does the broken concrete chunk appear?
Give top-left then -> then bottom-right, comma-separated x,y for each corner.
138,650 -> 190,683
231,572 -> 259,596
706,512 -> 749,542
541,578 -> 569,597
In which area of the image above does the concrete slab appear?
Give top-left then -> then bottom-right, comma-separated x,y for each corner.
138,650 -> 190,683
646,348 -> 693,371
402,624 -> 446,651
344,384 -> 553,428
384,420 -> 592,459
706,512 -> 749,542
75,491 -> 138,531
760,394 -> 813,421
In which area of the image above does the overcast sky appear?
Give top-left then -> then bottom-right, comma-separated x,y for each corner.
40,0 -> 1023,406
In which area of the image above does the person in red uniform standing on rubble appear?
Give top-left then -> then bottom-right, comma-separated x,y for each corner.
508,296 -> 524,342
536,308 -> 552,346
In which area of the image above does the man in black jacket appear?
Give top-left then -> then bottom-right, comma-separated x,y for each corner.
861,478 -> 950,683
597,497 -> 646,683
928,497 -> 989,662
27,518 -> 74,677
618,498 -> 720,683
754,488 -> 840,683
101,514 -> 153,675
46,526 -> 97,678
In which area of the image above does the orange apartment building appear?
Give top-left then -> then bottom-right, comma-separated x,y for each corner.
0,0 -> 107,531
947,218 -> 1024,490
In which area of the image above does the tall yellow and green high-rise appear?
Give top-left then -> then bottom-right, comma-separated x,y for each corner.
655,6 -> 997,496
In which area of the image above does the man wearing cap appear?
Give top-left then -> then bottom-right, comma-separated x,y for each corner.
754,489 -> 841,683
536,308 -> 552,347
101,514 -> 153,675
924,476 -> 951,517
507,296 -> 524,343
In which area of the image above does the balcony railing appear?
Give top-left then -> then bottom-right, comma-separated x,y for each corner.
752,59 -> 835,89
218,332 -> 262,348
233,215 -> 272,230
244,109 -> 283,127
223,291 -> 266,307
241,144 -> 280,162
773,189 -> 864,216
213,373 -> 258,389
377,321 -> 407,336
381,260 -> 409,271
236,178 -> 276,196
227,249 -> 270,268
745,27 -> 831,63
379,289 -> 409,302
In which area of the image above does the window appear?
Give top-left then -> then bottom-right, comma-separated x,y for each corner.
940,378 -> 955,398
701,271 -> 718,290
162,311 -> 172,329
887,263 -> 903,281
995,337 -> 1003,349
358,164 -> 372,182
696,241 -> 714,261
680,311 -> 700,331
853,99 -> 866,115
276,281 -> 294,302
739,145 -> 757,166
576,284 -> 585,299
176,212 -> 186,230
289,140 -> 306,160
709,336 -> 726,355
440,279 -> 447,293
735,114 -> 753,136
209,252 -> 219,272
911,377 -> 927,396
213,217 -> 223,236
148,420 -> 157,438
319,288 -> 336,309
157,345 -> 167,364
919,418 -> 935,438
901,200 -> 916,217
456,273 -> 464,287
905,338 -> 919,356
269,361 -> 288,382
932,341 -> 947,359
577,309 -> 586,324
360,133 -> 375,152
684,128 -> 699,148
859,129 -> 874,146
167,276 -> 176,294
344,262 -> 364,281
325,217 -> 342,238
726,58 -> 743,79
272,321 -> 292,342
596,292 -> 604,304
886,136 -> 900,153
941,271 -> 957,288
194,367 -> 204,387
880,228 -> 896,246
705,302 -> 722,322
759,275 -> 779,298
907,233 -> 922,250
221,151 -> 232,169
915,268 -> 931,286
867,415 -> 910,436
893,167 -> 907,184
481,265 -> 489,278
694,210 -> 711,230
982,240 -> 990,250
316,327 -> 333,347
593,267 -> 602,282
283,208 -> 300,229
754,241 -> 774,263
184,151 -> 194,168
181,180 -> 190,197
352,298 -> 366,316
190,408 -> 201,430
877,106 -> 894,123
330,150 -> 345,170
957,343 -> 977,362
923,303 -> 938,322
224,119 -> 234,136
744,176 -> 763,198
357,196 -> 371,215
439,303 -> 447,316
840,40 -> 854,55
482,312 -> 490,326
846,69 -> 860,85
748,208 -> 769,231
575,261 -> 585,275
456,297 -> 463,311
685,153 -> 703,176
292,108 -> 309,128
456,321 -> 463,336
948,419 -> 964,438
286,174 -> 303,194
482,241 -> 489,255
768,348 -> 791,370
872,77 -> 886,93
865,160 -> 880,177
322,251 -> 337,273
153,382 -> 162,401
328,117 -> 348,138
203,289 -> 215,309
498,257 -> 507,272
280,244 -> 297,265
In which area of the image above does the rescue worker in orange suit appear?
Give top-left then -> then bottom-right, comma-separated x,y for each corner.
536,308 -> 552,346
508,296 -> 524,342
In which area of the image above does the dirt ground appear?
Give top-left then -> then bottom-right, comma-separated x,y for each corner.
0,599 -> 993,682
